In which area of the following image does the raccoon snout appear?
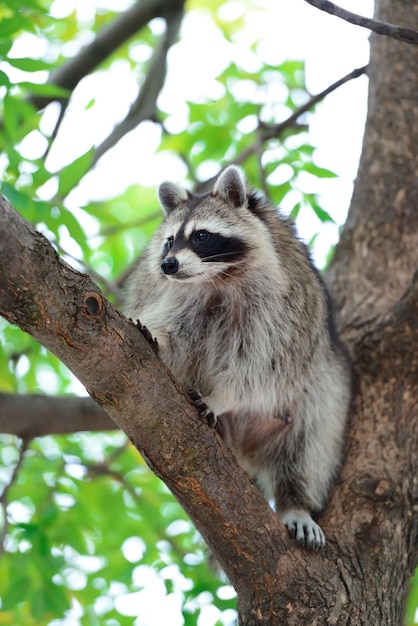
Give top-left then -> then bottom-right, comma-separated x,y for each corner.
161,257 -> 179,275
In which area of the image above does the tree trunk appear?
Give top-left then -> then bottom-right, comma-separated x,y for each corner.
0,0 -> 417,624
328,0 -> 418,330
323,0 -> 418,622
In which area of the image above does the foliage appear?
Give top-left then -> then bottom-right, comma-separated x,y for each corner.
1,1 -> 409,625
0,433 -> 237,626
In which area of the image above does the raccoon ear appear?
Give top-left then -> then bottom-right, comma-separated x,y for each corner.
214,165 -> 247,209
158,182 -> 188,215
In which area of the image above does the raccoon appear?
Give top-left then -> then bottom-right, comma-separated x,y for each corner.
125,165 -> 351,550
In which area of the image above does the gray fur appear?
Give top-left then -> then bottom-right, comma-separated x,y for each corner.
125,166 -> 351,550
158,181 -> 189,215
213,165 -> 247,208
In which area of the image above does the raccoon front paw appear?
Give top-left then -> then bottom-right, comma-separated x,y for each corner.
280,509 -> 325,551
135,321 -> 159,353
189,390 -> 217,427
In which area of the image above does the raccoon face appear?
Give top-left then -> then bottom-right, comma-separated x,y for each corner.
156,167 -> 251,283
159,222 -> 248,283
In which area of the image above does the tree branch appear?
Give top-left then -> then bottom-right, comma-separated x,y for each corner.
92,7 -> 183,165
30,0 -> 186,111
304,0 -> 418,45
0,393 -> 115,437
0,438 -> 30,556
261,65 -> 367,143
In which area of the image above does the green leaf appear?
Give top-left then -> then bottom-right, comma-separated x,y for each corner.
38,582 -> 71,617
7,57 -> 53,72
0,16 -> 25,37
322,242 -> 336,271
289,202 -> 301,220
405,571 -> 418,626
85,97 -> 96,110
271,181 -> 292,206
303,162 -> 338,178
311,203 -> 335,224
0,69 -> 10,87
3,94 -> 38,141
57,149 -> 94,197
0,38 -> 13,58
1,572 -> 32,610
19,81 -> 70,99
1,182 -> 34,213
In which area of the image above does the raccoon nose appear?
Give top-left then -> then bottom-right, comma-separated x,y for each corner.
161,257 -> 179,275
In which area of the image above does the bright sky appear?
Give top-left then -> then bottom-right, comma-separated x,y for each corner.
12,1 -> 374,625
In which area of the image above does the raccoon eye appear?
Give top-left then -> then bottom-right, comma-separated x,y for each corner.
166,236 -> 174,249
195,230 -> 210,242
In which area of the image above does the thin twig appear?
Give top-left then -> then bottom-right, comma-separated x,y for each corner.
304,0 -> 418,45
0,438 -> 30,555
261,65 -> 367,143
195,64 -> 368,194
101,210 -> 162,236
255,125 -> 270,200
0,439 -> 30,506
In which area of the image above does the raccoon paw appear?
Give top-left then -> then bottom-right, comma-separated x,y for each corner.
280,509 -> 325,551
189,390 -> 217,427
135,321 -> 159,353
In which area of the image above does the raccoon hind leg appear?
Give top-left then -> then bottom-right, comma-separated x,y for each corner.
280,508 -> 325,551
273,469 -> 326,550
225,416 -> 325,549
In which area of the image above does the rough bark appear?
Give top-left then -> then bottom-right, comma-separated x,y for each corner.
328,0 -> 418,335
0,0 -> 417,623
322,0 -> 418,622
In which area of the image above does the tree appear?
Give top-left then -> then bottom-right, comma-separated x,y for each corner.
0,1 -> 417,624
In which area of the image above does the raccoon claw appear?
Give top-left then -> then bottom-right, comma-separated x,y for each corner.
280,509 -> 325,551
189,390 -> 217,427
135,321 -> 159,353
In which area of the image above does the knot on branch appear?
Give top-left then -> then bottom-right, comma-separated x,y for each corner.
84,291 -> 103,316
